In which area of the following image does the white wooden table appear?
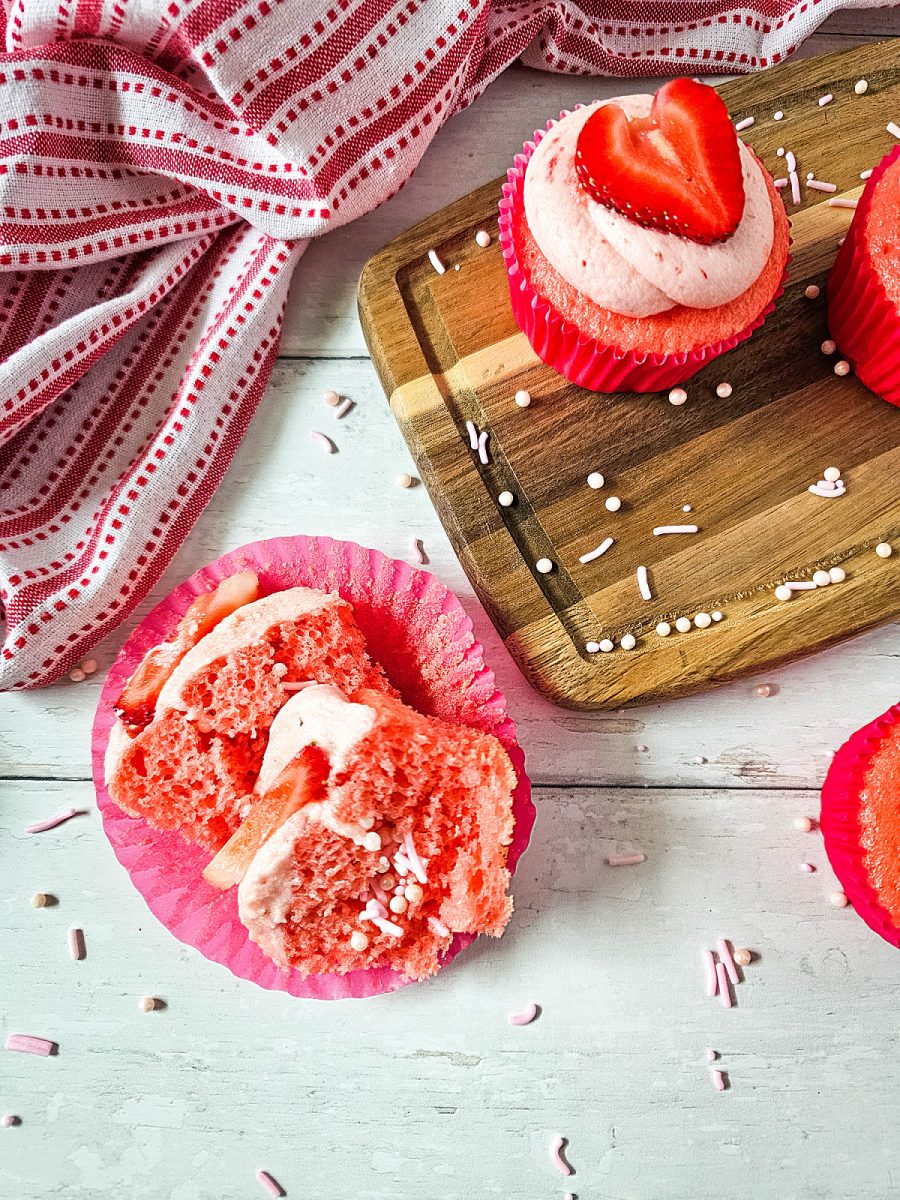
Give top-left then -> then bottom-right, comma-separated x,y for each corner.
3,23 -> 900,1199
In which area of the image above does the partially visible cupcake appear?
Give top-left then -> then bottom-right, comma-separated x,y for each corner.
828,145 -> 900,406
499,79 -> 790,393
820,703 -> 900,948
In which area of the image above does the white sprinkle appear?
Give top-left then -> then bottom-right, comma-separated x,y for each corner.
694,755 -> 708,765
389,895 -> 408,915
598,639 -> 614,653
789,170 -> 801,205
734,116 -> 755,131
465,420 -> 478,449
827,197 -> 858,210
585,641 -> 601,654
428,248 -> 446,274
716,382 -> 732,398
774,110 -> 784,121
309,431 -> 335,454
636,565 -> 652,601
333,397 -> 353,419
860,168 -> 873,179
675,616 -> 692,633
828,566 -> 846,583
655,621 -> 671,637
775,585 -> 793,601
138,996 -> 159,1012
823,466 -> 841,481
404,883 -> 423,904
818,93 -> 833,107
876,542 -> 893,558
322,389 -> 341,407
855,79 -> 869,95
607,853 -> 645,866
821,339 -> 837,355
830,891 -> 850,907
653,524 -> 698,535
395,472 -> 414,489
888,121 -> 900,140
362,831 -> 382,852
834,359 -> 851,376
682,504 -> 693,513
579,537 -> 614,564
620,633 -> 636,651
514,389 -> 531,408
636,744 -> 648,753
785,580 -> 817,591
804,284 -> 820,299
478,429 -> 490,465
498,490 -> 514,507
809,483 -> 846,497
694,612 -> 712,629
605,495 -> 622,512
535,557 -> 554,574
807,179 -> 837,193
712,611 -> 723,621
411,538 -> 427,565
372,916 -> 404,938
350,931 -> 369,951
812,570 -> 831,587
774,177 -> 788,189
475,229 -> 491,248
668,387 -> 688,406
785,150 -> 797,173
794,816 -> 814,832
587,471 -> 605,489
777,147 -> 785,156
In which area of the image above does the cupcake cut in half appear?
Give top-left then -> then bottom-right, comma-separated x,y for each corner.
204,684 -> 517,981
821,703 -> 900,948
105,574 -> 392,851
499,79 -> 790,393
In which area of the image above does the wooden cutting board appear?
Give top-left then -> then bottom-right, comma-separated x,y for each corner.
359,40 -> 900,711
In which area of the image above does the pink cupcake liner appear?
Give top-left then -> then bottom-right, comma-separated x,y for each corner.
498,113 -> 787,394
91,535 -> 534,1000
820,702 -> 900,949
827,145 -> 900,408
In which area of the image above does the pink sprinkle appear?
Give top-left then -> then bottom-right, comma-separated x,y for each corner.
411,538 -> 427,566
799,862 -> 816,873
818,93 -> 833,107
403,833 -> 428,884
282,680 -> 315,693
703,950 -> 718,997
256,1169 -> 284,1198
25,808 -> 83,835
508,1003 -> 539,1026
827,197 -> 858,209
734,116 -> 754,131
549,1135 -> 573,1177
789,170 -> 801,205
333,397 -> 353,419
69,668 -> 86,683
785,150 -> 797,173
1,1114 -> 19,1127
706,1048 -> 718,1063
68,928 -> 85,962
716,962 -> 733,1008
5,1034 -> 56,1056
465,420 -> 478,449
309,430 -> 335,453
710,1069 -> 726,1091
477,429 -> 490,465
606,853 -> 645,866
428,916 -> 450,937
370,882 -> 389,906
807,179 -> 837,193
773,178 -> 788,188
717,938 -> 739,986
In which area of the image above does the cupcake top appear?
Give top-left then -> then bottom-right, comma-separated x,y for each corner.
858,147 -> 900,308
856,719 -> 900,927
523,81 -> 775,318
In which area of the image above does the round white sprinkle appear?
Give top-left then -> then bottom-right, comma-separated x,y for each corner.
636,744 -> 648,753
350,931 -> 369,951
830,891 -> 850,907
828,566 -> 846,583
876,542 -> 893,558
514,389 -> 531,408
711,611 -> 724,622
694,612 -> 712,629
774,110 -> 784,121
605,496 -> 622,512
834,360 -> 851,376
675,617 -> 692,633
405,883 -> 424,904
821,339 -> 837,355
823,466 -> 841,482
756,683 -> 776,697
322,389 -> 341,407
362,832 -> 382,852
813,570 -> 831,586
668,387 -> 688,406
586,641 -> 601,654
389,895 -> 408,915
599,639 -> 615,653
655,621 -> 672,637
716,382 -> 733,399
475,229 -> 491,248
620,634 -> 636,650
804,284 -> 820,300
587,471 -> 605,489
138,996 -> 159,1012
794,816 -> 814,832
682,504 -> 693,513
536,558 -> 554,574
777,147 -> 785,156
694,755 -> 708,765
807,171 -> 815,180
498,490 -> 514,507
854,79 -> 868,95
396,472 -> 414,489
775,584 -> 793,601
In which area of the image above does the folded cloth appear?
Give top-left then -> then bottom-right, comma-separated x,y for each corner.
0,0 -> 873,688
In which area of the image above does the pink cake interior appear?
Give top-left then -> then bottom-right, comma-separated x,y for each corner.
512,159 -> 790,355
860,156 -> 900,310
858,721 -> 900,926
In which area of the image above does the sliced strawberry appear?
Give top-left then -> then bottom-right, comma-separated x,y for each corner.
575,79 -> 745,244
203,744 -> 330,890
114,570 -> 261,733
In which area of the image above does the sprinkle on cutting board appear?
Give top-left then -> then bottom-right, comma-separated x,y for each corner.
25,808 -> 84,835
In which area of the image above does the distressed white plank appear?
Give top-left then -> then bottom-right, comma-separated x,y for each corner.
1,357 -> 897,789
2,780 -> 899,1200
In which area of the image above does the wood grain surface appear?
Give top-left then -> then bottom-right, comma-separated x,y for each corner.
359,39 -> 900,711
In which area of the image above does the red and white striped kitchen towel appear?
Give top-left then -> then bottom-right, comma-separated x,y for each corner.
0,0 -> 883,689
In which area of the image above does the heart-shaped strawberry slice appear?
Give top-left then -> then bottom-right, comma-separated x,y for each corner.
574,79 -> 745,244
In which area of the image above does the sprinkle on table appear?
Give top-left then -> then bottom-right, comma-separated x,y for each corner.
332,397 -> 353,419
620,633 -> 636,651
875,542 -> 893,558
514,389 -> 531,408
734,116 -> 754,132
395,472 -> 414,489
794,816 -> 814,832
535,558 -> 554,575
807,179 -> 837,193
477,429 -> 490,465
716,381 -> 733,398
5,1034 -> 56,1056
498,490 -> 514,507
833,359 -> 851,376
656,621 -> 671,637
410,538 -> 427,566
138,996 -> 161,1012
830,891 -> 850,908
710,1069 -> 727,1092
774,110 -> 784,121
756,683 -> 776,697
579,537 -> 614,564
693,612 -> 712,629
427,248 -> 446,275
68,928 -> 85,962
829,566 -> 846,583
549,1135 -> 573,1177
607,853 -> 645,866
308,430 -> 336,454
25,808 -> 84,835
598,638 -> 614,653
804,284 -> 820,299
256,1169 -> 285,1198
668,387 -> 688,406
636,564 -> 652,601
1,1114 -> 20,1127
653,524 -> 698,535
587,471 -> 605,489
888,121 -> 900,140
31,893 -> 54,908
605,495 -> 622,512
508,1002 -> 539,1026
475,229 -> 491,248
818,93 -> 833,107
717,939 -> 740,986
860,168 -> 873,179
322,389 -> 341,407
827,197 -> 858,210
675,617 -> 692,633
821,339 -> 837,354
716,962 -> 733,1008
703,949 -> 718,997
733,948 -> 753,967
855,79 -> 869,95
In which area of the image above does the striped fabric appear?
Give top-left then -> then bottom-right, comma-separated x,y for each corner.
0,0 -> 880,689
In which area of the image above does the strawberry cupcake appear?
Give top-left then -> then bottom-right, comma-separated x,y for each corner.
499,79 -> 790,393
827,145 -> 900,406
821,703 -> 900,948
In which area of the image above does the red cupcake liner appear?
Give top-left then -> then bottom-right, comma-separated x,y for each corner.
498,115 -> 786,394
820,702 -> 900,949
92,535 -> 534,1000
827,145 -> 900,408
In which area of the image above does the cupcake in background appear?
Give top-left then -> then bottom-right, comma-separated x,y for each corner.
827,145 -> 900,406
499,79 -> 790,394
